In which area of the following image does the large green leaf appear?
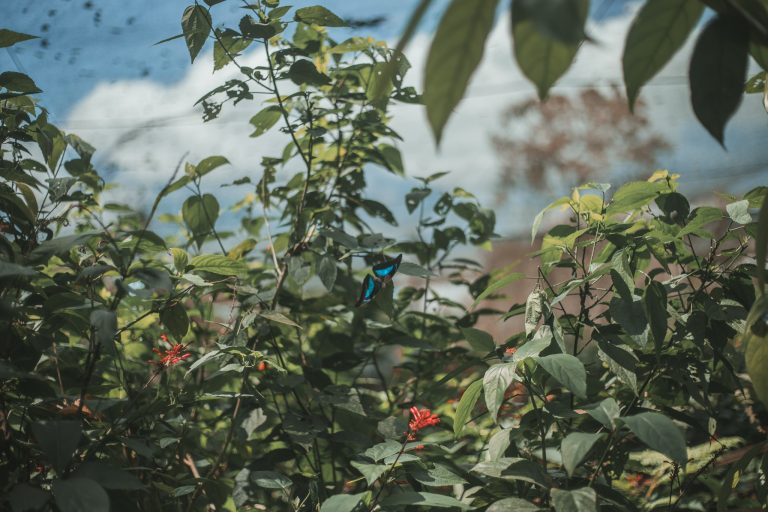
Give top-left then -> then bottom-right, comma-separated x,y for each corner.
622,0 -> 703,109
29,232 -> 99,264
689,15 -> 750,146
6,483 -> 50,512
551,487 -> 597,512
380,492 -> 470,509
622,412 -> 687,464
52,478 -> 109,512
31,421 -> 82,473
561,432 -> 603,476
181,4 -> 211,63
350,461 -> 388,486
483,363 -> 517,423
642,281 -> 668,353
606,180 -> 667,215
423,0 -> 499,144
538,354 -> 587,399
511,0 -> 588,100
160,302 -> 190,340
454,379 -> 483,437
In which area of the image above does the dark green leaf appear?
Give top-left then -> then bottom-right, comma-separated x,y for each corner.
551,487 -> 597,512
410,464 -> 468,486
689,15 -> 750,146
181,5 -> 212,63
239,15 -> 277,39
454,379 -> 483,437
561,432 -> 603,476
31,421 -> 81,473
0,29 -> 38,48
538,354 -> 587,399
643,281 -> 667,353
678,206 -> 724,237
484,362 -> 517,422
182,194 -> 219,245
511,0 -> 588,99
161,302 -> 190,340
470,272 -> 525,310
288,59 -> 331,86
250,470 -> 292,490
0,71 -> 42,93
90,309 -> 117,356
319,493 -> 369,512
6,483 -> 50,512
423,0 -> 499,144
52,478 -> 109,512
350,461 -> 388,486
318,255 -> 338,291
398,261 -> 434,278
70,462 -> 144,490
583,398 -> 620,430
260,311 -> 301,329
622,412 -> 687,464
380,492 -> 469,509
487,497 -> 542,512
623,0 -> 703,108
0,260 -> 38,279
249,107 -> 282,137
460,327 -> 496,353
294,6 -> 347,27
29,232 -> 99,264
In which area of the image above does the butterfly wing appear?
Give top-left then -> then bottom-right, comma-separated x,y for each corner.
355,274 -> 381,307
372,254 -> 402,281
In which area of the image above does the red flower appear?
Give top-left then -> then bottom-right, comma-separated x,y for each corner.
504,347 -> 517,356
151,336 -> 191,367
406,407 -> 440,441
256,361 -> 268,372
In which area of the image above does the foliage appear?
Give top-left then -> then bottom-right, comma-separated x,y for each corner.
2,2 -> 768,512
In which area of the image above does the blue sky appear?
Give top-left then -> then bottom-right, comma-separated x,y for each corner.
3,0 -> 766,239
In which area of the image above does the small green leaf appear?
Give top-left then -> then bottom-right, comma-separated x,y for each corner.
189,254 -> 246,276
288,59 -> 331,86
454,379 -> 483,437
90,309 -> 117,356
423,0 -> 499,144
622,412 -> 687,464
181,4 -> 212,63
726,199 -> 752,224
511,0 -> 588,99
561,432 -> 603,476
0,29 -> 38,48
294,6 -> 347,27
52,478 -> 109,512
398,261 -> 434,278
460,327 -> 496,353
537,354 -> 587,399
551,487 -> 597,512
32,421 -> 82,474
643,281 -> 668,353
195,155 -> 229,177
689,15 -> 750,146
622,0 -> 703,109
484,362 -> 517,423
249,107 -> 282,137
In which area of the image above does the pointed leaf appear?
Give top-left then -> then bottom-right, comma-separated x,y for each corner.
538,354 -> 587,399
181,4 -> 212,63
561,432 -> 604,476
622,412 -> 687,464
52,478 -> 109,512
454,379 -> 483,437
551,487 -> 597,512
483,362 -> 517,423
31,421 -> 81,473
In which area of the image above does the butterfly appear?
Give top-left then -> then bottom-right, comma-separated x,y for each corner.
355,254 -> 402,307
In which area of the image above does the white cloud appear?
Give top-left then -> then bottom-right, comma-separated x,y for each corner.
66,7 -> 768,236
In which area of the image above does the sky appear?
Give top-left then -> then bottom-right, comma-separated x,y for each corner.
3,0 -> 767,240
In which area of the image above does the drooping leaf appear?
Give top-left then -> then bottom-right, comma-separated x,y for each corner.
182,194 -> 219,246
622,412 -> 687,464
181,4 -> 212,63
561,432 -> 603,476
511,0 -> 588,100
551,487 -> 597,512
484,362 -> 517,423
294,6 -> 347,27
689,15 -> 750,146
29,232 -> 99,264
454,379 -> 483,437
622,0 -> 703,109
31,421 -> 82,473
52,478 -> 109,512
410,463 -> 468,486
260,311 -> 301,329
350,461 -> 389,486
195,155 -> 229,177
537,354 -> 587,399
423,0 -> 499,144
642,281 -> 668,353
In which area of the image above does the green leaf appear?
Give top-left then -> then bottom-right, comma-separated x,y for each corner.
423,0 -> 499,144
756,190 -> 768,292
0,71 -> 42,93
260,311 -> 301,329
250,470 -> 292,490
398,261 -> 434,278
531,197 -> 569,243
561,432 -> 603,476
239,15 -> 277,39
487,497 -> 542,512
511,0 -> 588,99
294,6 -> 347,27
181,4 -> 212,63
525,289 -> 545,336
320,493 -> 369,512
29,232 -> 99,264
52,478 -> 109,512
380,492 -> 470,509
90,309 -> 117,356
195,155 -> 229,177
6,483 -> 50,512
483,362 -> 517,423
622,0 -> 703,109
182,194 -> 219,246
460,327 -> 496,353
454,379 -> 483,437
470,272 -> 525,310
622,412 -> 687,464
411,464 -> 468,487
249,107 -> 282,137
537,354 -> 587,399
318,255 -> 338,291
189,254 -> 247,276
513,326 -> 555,360
70,462 -> 144,490
745,296 -> 768,408
583,397 -> 620,430
0,29 -> 38,48
643,281 -> 668,353
606,180 -> 667,215
551,487 -> 597,512
161,302 -> 190,340
678,206 -> 724,237
726,199 -> 752,224
0,260 -> 38,279
350,461 -> 388,486
31,421 -> 81,473
689,15 -> 750,146
288,59 -> 331,86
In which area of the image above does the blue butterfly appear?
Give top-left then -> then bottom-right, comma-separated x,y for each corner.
372,254 -> 402,282
355,274 -> 381,307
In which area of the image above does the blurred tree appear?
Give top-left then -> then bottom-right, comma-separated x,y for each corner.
491,86 -> 669,199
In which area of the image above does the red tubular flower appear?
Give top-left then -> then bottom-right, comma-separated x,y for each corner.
151,336 -> 191,367
406,407 -> 440,441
